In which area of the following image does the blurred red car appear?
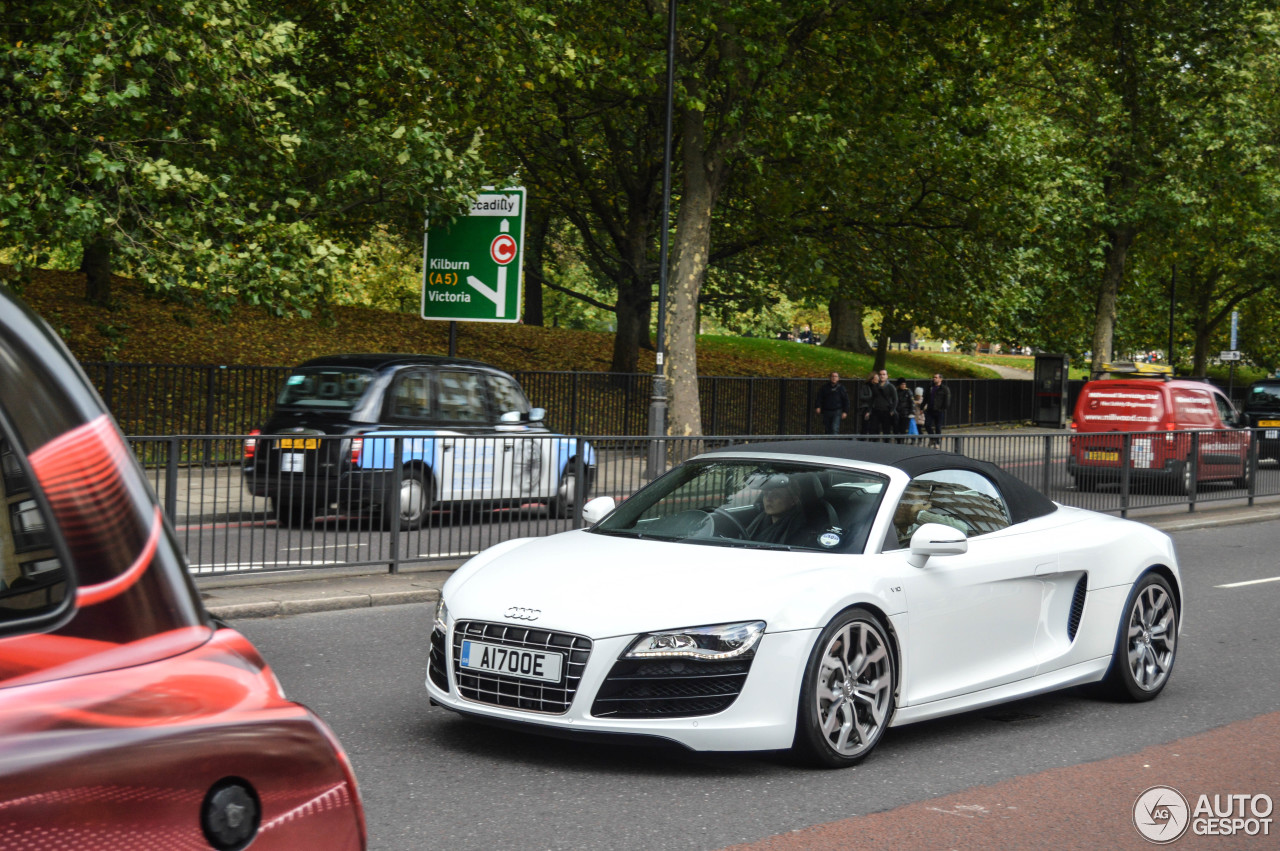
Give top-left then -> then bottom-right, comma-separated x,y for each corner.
0,284 -> 366,850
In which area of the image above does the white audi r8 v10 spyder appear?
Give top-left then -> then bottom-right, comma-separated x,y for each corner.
426,440 -> 1182,767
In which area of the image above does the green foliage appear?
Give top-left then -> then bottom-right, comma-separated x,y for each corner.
0,0 -> 485,311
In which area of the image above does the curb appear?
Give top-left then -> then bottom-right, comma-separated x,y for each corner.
207,588 -> 439,620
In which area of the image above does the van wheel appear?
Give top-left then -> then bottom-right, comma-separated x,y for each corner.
1073,473 -> 1096,492
1172,461 -> 1195,496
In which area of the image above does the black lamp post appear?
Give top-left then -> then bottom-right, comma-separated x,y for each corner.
646,0 -> 677,478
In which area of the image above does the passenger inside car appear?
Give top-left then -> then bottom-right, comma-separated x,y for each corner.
893,484 -> 969,548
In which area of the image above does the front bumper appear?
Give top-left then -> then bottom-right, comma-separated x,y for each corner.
425,627 -> 817,752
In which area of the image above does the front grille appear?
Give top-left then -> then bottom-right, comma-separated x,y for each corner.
591,657 -> 753,718
452,621 -> 592,714
1067,574 -> 1088,641
429,628 -> 449,691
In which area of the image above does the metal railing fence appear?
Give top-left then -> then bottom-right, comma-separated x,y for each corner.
134,429 -> 1279,578
84,361 -> 1080,436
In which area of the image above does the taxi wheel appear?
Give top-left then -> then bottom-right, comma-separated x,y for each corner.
385,468 -> 431,531
551,464 -> 590,519
792,608 -> 895,768
271,496 -> 314,528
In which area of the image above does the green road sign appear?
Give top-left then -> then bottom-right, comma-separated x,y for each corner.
421,187 -> 526,323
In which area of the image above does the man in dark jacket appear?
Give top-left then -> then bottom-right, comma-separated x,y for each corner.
814,372 -> 850,434
869,368 -> 897,435
923,372 -> 951,446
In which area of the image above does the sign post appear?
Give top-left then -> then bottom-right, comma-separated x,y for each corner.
422,188 -> 526,353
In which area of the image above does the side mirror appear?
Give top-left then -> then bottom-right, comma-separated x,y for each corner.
907,522 -> 968,568
581,496 -> 616,526
527,407 -> 547,423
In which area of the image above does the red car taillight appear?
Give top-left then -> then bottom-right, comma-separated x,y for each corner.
244,428 -> 260,461
350,436 -> 363,465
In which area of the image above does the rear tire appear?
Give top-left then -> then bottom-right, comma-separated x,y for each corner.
792,608 -> 895,768
1097,572 -> 1178,702
1073,473 -> 1096,492
271,495 -> 315,528
384,468 -> 432,531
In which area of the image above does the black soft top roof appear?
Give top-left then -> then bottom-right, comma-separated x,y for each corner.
708,439 -> 1058,524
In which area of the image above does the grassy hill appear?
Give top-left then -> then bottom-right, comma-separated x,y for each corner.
7,265 -> 998,380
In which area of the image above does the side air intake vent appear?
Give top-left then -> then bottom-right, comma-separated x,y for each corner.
1067,574 -> 1088,641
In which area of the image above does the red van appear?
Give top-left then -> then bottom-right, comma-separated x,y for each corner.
1,285 -> 366,850
1068,370 -> 1250,493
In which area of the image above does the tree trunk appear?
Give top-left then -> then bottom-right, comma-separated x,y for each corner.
81,235 -> 113,306
611,280 -> 651,374
666,111 -> 720,438
825,295 -> 873,353
1089,225 -> 1134,376
873,329 -> 889,372
522,209 -> 550,326
610,218 -> 657,373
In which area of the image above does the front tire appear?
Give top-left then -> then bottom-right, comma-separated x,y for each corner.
551,463 -> 591,519
1098,572 -> 1178,701
792,608 -> 895,768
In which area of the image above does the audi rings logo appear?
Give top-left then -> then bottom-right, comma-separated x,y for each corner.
504,606 -> 541,622
1134,786 -> 1191,844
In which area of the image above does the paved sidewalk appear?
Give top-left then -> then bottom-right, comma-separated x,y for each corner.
198,499 -> 1280,621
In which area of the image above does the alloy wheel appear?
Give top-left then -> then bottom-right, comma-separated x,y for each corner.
813,620 -> 892,758
1126,583 -> 1176,692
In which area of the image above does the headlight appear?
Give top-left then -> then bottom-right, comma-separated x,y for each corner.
623,621 -> 765,661
433,596 -> 449,634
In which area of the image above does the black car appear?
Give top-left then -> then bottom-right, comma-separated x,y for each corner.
243,354 -> 595,528
1242,379 -> 1280,462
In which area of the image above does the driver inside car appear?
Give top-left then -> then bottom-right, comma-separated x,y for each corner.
744,473 -> 832,546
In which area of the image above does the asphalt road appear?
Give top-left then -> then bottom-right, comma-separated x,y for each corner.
235,521 -> 1280,851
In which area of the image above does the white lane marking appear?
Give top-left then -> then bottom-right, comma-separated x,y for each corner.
284,543 -> 369,552
1216,575 -> 1280,588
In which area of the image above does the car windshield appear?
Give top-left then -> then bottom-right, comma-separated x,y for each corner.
592,459 -> 887,553
276,368 -> 375,409
1247,384 -> 1280,411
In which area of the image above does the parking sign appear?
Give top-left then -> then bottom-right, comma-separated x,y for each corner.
422,187 -> 526,323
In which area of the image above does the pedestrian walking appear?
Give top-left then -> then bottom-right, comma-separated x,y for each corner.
923,373 -> 951,447
911,386 -> 926,440
814,372 -> 850,435
856,371 -> 875,434
893,378 -> 914,440
869,368 -> 897,436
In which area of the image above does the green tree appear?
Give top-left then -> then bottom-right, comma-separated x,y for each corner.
1,0 -> 482,311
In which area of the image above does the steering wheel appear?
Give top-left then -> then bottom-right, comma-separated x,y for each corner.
706,507 -> 747,537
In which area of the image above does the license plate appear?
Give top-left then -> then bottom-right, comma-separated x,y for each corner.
1085,451 -> 1118,461
459,639 -> 563,683
279,437 -> 319,449
1267,430 -> 1279,439
1259,420 -> 1280,428
280,452 -> 306,473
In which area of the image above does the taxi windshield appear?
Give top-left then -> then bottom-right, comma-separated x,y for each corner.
592,459 -> 887,553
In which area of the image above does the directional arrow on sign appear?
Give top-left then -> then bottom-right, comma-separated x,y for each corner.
467,219 -> 515,313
